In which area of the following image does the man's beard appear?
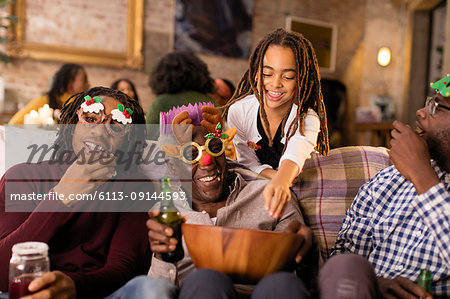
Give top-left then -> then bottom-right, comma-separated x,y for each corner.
427,129 -> 450,168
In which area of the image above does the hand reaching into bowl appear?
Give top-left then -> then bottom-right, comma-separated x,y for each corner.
283,221 -> 313,264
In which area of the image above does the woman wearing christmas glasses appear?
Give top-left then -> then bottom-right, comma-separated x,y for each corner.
0,87 -> 152,299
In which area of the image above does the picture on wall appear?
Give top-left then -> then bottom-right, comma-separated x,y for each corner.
174,0 -> 253,59
9,0 -> 144,69
286,16 -> 337,72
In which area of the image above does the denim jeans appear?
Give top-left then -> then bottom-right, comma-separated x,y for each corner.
105,275 -> 178,299
319,254 -> 380,299
106,254 -> 380,299
179,269 -> 309,299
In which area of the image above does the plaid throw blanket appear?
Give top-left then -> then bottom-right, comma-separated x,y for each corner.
292,146 -> 391,261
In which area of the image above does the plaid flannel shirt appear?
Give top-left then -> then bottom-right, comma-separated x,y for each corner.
332,161 -> 449,297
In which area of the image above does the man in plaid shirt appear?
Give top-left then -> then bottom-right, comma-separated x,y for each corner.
331,75 -> 449,298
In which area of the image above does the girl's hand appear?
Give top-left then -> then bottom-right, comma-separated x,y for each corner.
262,160 -> 299,218
263,176 -> 291,219
259,168 -> 277,179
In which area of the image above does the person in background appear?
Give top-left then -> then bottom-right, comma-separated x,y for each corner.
331,74 -> 450,298
110,78 -> 140,103
146,51 -> 217,140
8,63 -> 90,124
223,28 -> 329,219
0,87 -> 151,298
211,78 -> 235,107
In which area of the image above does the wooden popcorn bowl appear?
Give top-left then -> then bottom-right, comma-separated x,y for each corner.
182,223 -> 303,284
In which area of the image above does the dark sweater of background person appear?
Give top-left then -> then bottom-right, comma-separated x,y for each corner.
146,51 -> 217,140
0,160 -> 151,298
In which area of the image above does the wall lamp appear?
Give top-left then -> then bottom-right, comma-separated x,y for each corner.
377,47 -> 391,67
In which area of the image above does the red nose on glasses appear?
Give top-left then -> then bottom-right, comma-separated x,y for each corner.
200,153 -> 213,166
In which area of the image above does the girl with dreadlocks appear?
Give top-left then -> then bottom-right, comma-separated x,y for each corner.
0,87 -> 151,298
9,63 -> 90,124
224,28 -> 329,219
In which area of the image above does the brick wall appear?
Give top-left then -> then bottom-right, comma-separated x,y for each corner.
0,0 -> 430,143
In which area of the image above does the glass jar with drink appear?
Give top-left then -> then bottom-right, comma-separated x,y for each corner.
9,242 -> 50,299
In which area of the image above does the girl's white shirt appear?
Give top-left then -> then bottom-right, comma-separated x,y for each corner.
227,94 -> 320,175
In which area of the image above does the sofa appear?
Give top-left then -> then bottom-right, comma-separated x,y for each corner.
0,126 -> 391,261
292,146 -> 392,261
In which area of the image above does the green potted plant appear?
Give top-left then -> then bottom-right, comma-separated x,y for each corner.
0,0 -> 17,64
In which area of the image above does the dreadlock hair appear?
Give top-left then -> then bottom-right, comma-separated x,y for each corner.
223,28 -> 329,156
110,78 -> 140,103
52,86 -> 147,174
149,51 -> 215,95
47,64 -> 85,110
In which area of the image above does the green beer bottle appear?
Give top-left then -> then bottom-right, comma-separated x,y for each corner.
156,177 -> 184,263
417,269 -> 432,298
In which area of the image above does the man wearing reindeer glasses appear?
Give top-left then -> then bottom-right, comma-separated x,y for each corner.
107,103 -> 316,299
